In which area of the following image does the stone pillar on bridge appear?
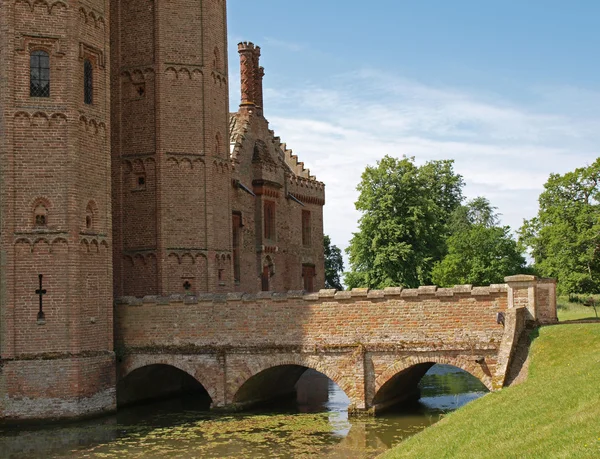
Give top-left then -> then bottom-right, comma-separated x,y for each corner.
505,275 -> 558,325
494,275 -> 558,389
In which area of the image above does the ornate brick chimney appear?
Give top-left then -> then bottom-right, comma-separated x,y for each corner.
238,42 -> 256,108
238,42 -> 264,115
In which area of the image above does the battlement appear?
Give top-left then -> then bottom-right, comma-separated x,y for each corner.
116,276 -> 557,327
238,41 -> 260,53
116,283 -> 508,306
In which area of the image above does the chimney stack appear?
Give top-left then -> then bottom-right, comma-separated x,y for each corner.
238,42 -> 264,115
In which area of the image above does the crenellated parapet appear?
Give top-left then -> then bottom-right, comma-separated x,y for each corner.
116,283 -> 512,306
115,277 -> 557,414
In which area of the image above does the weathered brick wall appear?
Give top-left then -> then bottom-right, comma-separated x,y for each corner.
505,275 -> 558,324
112,0 -> 233,297
0,0 -> 115,421
113,277 -> 554,413
230,43 -> 326,293
116,285 -> 508,350
535,278 -> 558,324
115,284 -> 511,411
1,354 -> 115,422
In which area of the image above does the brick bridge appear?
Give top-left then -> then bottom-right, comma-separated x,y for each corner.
115,275 -> 557,414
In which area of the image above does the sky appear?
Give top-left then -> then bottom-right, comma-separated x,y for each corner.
227,0 -> 600,267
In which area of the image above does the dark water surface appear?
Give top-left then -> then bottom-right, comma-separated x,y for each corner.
0,365 -> 487,458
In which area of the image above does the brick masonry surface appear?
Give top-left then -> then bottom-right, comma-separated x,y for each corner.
0,0 -> 555,422
0,0 -> 327,421
115,278 -> 557,412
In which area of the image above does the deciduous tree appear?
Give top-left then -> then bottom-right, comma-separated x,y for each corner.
432,198 -> 526,287
324,235 -> 344,290
519,159 -> 600,294
345,155 -> 463,289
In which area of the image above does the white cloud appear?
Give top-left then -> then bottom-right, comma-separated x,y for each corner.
232,67 -> 600,270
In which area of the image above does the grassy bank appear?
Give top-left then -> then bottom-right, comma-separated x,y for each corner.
381,323 -> 600,458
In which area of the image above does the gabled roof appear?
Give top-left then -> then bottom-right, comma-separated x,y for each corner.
229,112 -> 320,182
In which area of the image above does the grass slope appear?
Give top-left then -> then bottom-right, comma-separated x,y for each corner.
381,324 -> 600,459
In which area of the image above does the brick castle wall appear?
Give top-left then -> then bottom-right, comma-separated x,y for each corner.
115,284 -> 513,411
111,0 -> 233,297
0,0 -> 114,421
116,285 -> 509,350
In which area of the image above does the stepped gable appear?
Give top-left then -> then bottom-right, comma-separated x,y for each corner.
229,112 -> 325,190
229,112 -> 250,160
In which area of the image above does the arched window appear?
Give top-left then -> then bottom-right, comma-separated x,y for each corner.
30,50 -> 50,98
34,204 -> 48,227
84,59 -> 93,105
215,133 -> 221,156
213,47 -> 221,70
85,202 -> 95,230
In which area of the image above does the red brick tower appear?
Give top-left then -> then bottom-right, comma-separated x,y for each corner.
111,0 -> 233,297
0,1 -> 115,421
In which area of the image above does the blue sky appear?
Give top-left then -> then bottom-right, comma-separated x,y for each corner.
227,1 -> 600,264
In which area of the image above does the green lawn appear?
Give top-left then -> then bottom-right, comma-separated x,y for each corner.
558,296 -> 599,321
381,323 -> 600,458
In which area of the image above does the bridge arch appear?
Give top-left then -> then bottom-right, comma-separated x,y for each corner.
118,355 -> 221,407
229,354 -> 358,408
373,355 -> 491,412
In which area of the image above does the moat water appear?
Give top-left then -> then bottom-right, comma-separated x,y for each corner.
0,365 -> 487,458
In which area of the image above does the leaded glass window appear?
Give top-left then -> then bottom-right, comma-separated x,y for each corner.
30,50 -> 50,98
84,59 -> 93,105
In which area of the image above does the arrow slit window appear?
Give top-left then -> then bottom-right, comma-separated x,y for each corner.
264,201 -> 276,241
302,210 -> 311,246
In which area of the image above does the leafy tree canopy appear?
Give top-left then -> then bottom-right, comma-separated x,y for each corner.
519,159 -> 600,294
345,155 -> 464,289
324,235 -> 344,290
432,197 -> 527,287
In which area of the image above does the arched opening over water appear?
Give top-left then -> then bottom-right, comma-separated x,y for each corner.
373,363 -> 489,414
233,365 -> 350,413
117,364 -> 212,409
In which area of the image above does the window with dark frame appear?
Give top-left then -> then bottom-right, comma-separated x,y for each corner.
232,212 -> 242,283
84,59 -> 93,105
302,210 -> 311,246
264,200 -> 276,240
30,50 -> 50,98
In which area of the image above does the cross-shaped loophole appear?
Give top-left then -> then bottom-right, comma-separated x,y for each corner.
36,274 -> 47,321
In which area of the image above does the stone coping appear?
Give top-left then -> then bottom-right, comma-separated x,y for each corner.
116,284 -> 509,306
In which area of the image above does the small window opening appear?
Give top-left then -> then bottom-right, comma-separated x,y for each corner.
213,47 -> 221,70
34,204 -> 48,227
85,203 -> 95,231
232,212 -> 242,283
136,84 -> 145,97
30,50 -> 50,98
84,59 -> 93,105
183,281 -> 192,291
302,210 -> 311,246
302,264 -> 316,293
134,173 -> 146,191
261,265 -> 270,292
264,201 -> 276,240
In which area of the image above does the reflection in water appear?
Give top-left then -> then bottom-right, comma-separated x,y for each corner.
0,364 -> 487,458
